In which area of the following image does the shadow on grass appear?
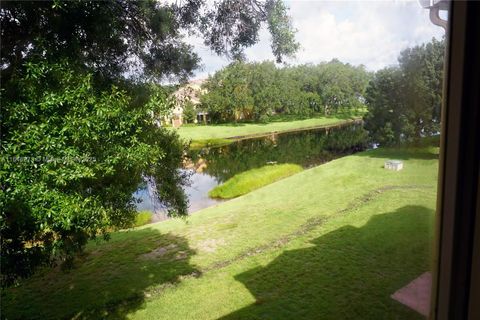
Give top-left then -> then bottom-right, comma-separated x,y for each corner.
219,205 -> 434,320
2,228 -> 198,320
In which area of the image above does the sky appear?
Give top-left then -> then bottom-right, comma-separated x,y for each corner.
188,0 -> 445,79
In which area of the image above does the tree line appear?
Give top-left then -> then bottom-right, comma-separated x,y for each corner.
200,37 -> 445,148
201,60 -> 372,122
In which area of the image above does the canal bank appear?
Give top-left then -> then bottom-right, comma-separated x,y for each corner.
175,115 -> 363,148
137,120 -> 368,220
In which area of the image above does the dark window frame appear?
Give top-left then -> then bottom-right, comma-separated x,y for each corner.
432,1 -> 480,319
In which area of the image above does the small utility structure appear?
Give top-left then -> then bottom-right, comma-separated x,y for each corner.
385,160 -> 404,171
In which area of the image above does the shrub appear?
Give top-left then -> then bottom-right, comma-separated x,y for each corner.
134,211 -> 153,227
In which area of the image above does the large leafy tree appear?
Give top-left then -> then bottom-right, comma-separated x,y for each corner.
399,38 -> 444,140
1,63 -> 187,285
364,68 -> 405,146
314,60 -> 371,114
201,61 -> 255,122
364,38 -> 445,146
248,61 -> 281,120
0,0 -> 298,286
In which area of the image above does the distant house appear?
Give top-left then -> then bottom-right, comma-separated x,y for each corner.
168,79 -> 208,127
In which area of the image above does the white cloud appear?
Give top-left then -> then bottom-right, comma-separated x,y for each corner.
189,0 -> 445,78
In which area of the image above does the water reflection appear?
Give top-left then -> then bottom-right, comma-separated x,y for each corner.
136,122 -> 368,218
134,171 -> 221,220
185,172 -> 222,212
189,122 -> 368,182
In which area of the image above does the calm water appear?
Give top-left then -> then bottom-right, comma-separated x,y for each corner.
136,122 -> 367,219
134,172 -> 221,221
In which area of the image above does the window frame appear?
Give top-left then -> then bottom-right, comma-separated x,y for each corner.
432,1 -> 480,319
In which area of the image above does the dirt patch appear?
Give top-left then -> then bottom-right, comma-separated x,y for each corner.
138,243 -> 178,260
174,251 -> 189,260
197,238 -> 226,253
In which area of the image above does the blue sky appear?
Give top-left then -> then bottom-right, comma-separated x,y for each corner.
188,0 -> 445,79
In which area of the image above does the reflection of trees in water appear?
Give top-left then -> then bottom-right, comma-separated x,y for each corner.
189,124 -> 368,182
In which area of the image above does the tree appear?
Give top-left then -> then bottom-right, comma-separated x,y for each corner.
363,38 -> 445,146
1,62 -> 189,285
0,0 -> 299,286
183,100 -> 197,124
248,61 -> 280,120
398,38 -> 444,141
314,60 -> 371,114
201,61 -> 255,122
364,68 -> 405,146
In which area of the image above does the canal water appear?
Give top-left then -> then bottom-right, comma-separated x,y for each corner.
135,122 -> 367,220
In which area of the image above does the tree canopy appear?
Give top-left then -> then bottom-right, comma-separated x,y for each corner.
364,38 -> 445,146
201,60 -> 371,122
1,0 -> 299,82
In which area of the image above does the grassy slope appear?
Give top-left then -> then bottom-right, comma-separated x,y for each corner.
175,115 -> 359,142
2,144 -> 439,320
209,164 -> 303,199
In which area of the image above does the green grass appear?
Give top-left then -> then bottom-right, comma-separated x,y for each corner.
134,211 -> 153,227
209,164 -> 303,199
2,142 -> 439,320
189,138 -> 234,150
175,115 -> 360,143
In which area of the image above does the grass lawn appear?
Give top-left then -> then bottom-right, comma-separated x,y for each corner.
189,138 -> 234,149
175,114 -> 361,146
209,164 -> 303,199
1,142 -> 439,320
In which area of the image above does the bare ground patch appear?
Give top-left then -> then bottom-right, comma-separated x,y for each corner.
138,243 -> 178,260
196,238 -> 226,253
